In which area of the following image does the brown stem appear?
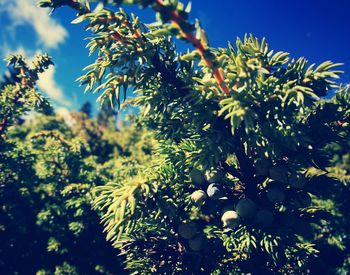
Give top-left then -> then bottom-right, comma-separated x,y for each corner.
151,0 -> 229,95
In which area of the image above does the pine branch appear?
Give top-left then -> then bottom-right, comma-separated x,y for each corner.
0,66 -> 28,138
152,0 -> 229,95
0,86 -> 22,138
0,54 -> 53,138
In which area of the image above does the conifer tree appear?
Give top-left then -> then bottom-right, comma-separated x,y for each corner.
0,54 -> 53,139
3,0 -> 345,273
0,55 -> 155,274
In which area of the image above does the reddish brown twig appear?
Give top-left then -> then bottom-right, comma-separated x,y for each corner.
154,0 -> 229,95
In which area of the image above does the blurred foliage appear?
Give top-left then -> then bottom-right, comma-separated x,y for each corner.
0,111 -> 155,274
0,56 -> 155,274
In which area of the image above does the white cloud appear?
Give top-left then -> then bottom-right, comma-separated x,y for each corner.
37,66 -> 72,107
1,45 -> 30,58
1,0 -> 68,49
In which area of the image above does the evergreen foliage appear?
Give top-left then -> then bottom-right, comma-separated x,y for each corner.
0,0 -> 348,274
0,56 -> 154,274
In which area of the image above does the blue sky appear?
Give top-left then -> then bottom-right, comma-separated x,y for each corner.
1,0 -> 350,114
